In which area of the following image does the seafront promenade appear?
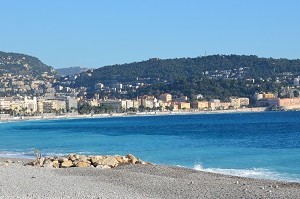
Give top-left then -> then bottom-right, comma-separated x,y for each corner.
0,107 -> 267,122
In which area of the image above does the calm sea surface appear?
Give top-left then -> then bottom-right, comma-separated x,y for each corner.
1,111 -> 300,182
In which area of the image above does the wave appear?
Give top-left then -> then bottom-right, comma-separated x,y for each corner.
193,164 -> 300,183
0,151 -> 34,159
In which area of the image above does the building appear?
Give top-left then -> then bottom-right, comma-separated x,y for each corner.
239,98 -> 250,107
0,97 -> 12,110
100,100 -> 123,112
279,98 -> 300,110
159,93 -> 172,103
263,92 -> 275,99
24,96 -> 37,113
219,102 -> 231,110
230,97 -> 240,109
43,100 -> 66,113
209,99 -> 221,110
256,98 -> 280,107
192,101 -> 209,110
178,102 -> 190,110
66,96 -> 78,112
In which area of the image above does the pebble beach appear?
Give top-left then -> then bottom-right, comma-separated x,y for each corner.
1,158 -> 300,199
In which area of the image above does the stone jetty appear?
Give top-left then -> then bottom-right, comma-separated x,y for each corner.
26,153 -> 149,169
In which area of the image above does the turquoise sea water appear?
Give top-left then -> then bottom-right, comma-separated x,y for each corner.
1,111 -> 300,182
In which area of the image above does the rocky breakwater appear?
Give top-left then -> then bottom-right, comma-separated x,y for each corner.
26,154 -> 149,169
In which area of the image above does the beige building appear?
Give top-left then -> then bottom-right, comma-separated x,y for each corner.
192,101 -> 209,110
43,100 -> 66,113
219,102 -> 231,110
159,93 -> 172,102
279,98 -> 300,110
239,98 -> 250,107
209,99 -> 221,110
178,102 -> 190,110
0,97 -> 12,110
230,97 -> 240,109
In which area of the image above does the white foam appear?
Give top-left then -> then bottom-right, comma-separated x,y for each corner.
0,151 -> 33,158
193,164 -> 300,183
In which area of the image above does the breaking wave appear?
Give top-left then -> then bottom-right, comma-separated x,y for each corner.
193,164 -> 300,183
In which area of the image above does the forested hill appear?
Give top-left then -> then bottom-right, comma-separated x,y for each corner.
75,55 -> 300,88
0,51 -> 56,77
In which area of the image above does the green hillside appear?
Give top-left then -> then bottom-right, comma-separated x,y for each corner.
0,51 -> 56,77
75,55 -> 300,88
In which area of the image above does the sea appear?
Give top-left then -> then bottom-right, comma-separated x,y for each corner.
0,111 -> 300,182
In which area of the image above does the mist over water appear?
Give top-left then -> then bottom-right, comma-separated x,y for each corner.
1,112 -> 300,182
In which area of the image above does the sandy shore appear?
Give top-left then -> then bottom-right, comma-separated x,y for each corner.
0,158 -> 299,199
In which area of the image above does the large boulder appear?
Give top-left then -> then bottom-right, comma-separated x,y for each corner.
58,157 -> 69,163
52,160 -> 60,168
126,154 -> 139,164
90,156 -> 104,165
75,161 -> 90,168
115,156 -> 129,164
60,160 -> 73,168
43,159 -> 54,168
93,156 -> 118,167
67,154 -> 77,161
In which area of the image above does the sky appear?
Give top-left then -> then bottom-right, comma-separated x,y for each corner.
0,0 -> 299,68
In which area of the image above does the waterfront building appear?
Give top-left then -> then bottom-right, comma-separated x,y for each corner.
0,97 -> 12,110
159,93 -> 172,102
279,98 -> 300,110
192,101 -> 209,110
209,99 -> 221,110
178,102 -> 190,110
66,96 -> 78,112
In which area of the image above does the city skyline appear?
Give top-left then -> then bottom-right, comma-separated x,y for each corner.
1,0 -> 300,68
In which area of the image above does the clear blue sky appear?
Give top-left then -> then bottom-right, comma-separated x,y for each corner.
1,0 -> 299,68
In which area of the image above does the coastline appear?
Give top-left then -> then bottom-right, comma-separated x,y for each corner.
0,107 -> 267,123
1,157 -> 299,198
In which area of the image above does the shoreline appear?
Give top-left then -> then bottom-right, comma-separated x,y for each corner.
0,107 -> 267,123
0,157 -> 299,198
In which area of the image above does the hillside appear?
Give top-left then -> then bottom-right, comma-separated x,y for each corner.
57,66 -> 90,76
0,51 -> 56,77
74,55 -> 300,88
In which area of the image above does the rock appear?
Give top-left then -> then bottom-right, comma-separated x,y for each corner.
90,156 -> 104,164
43,160 -> 54,168
58,157 -> 68,163
93,156 -> 118,167
96,165 -> 111,169
126,154 -> 138,164
38,157 -> 45,167
26,160 -> 38,166
75,161 -> 90,168
60,160 -> 73,168
115,156 -> 122,162
78,156 -> 88,162
67,154 -> 77,161
52,160 -> 60,168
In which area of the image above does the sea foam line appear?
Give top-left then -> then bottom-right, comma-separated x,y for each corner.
193,164 -> 300,183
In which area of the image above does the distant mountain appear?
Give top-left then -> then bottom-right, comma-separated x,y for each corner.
0,51 -> 56,77
74,55 -> 300,88
56,66 -> 91,76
